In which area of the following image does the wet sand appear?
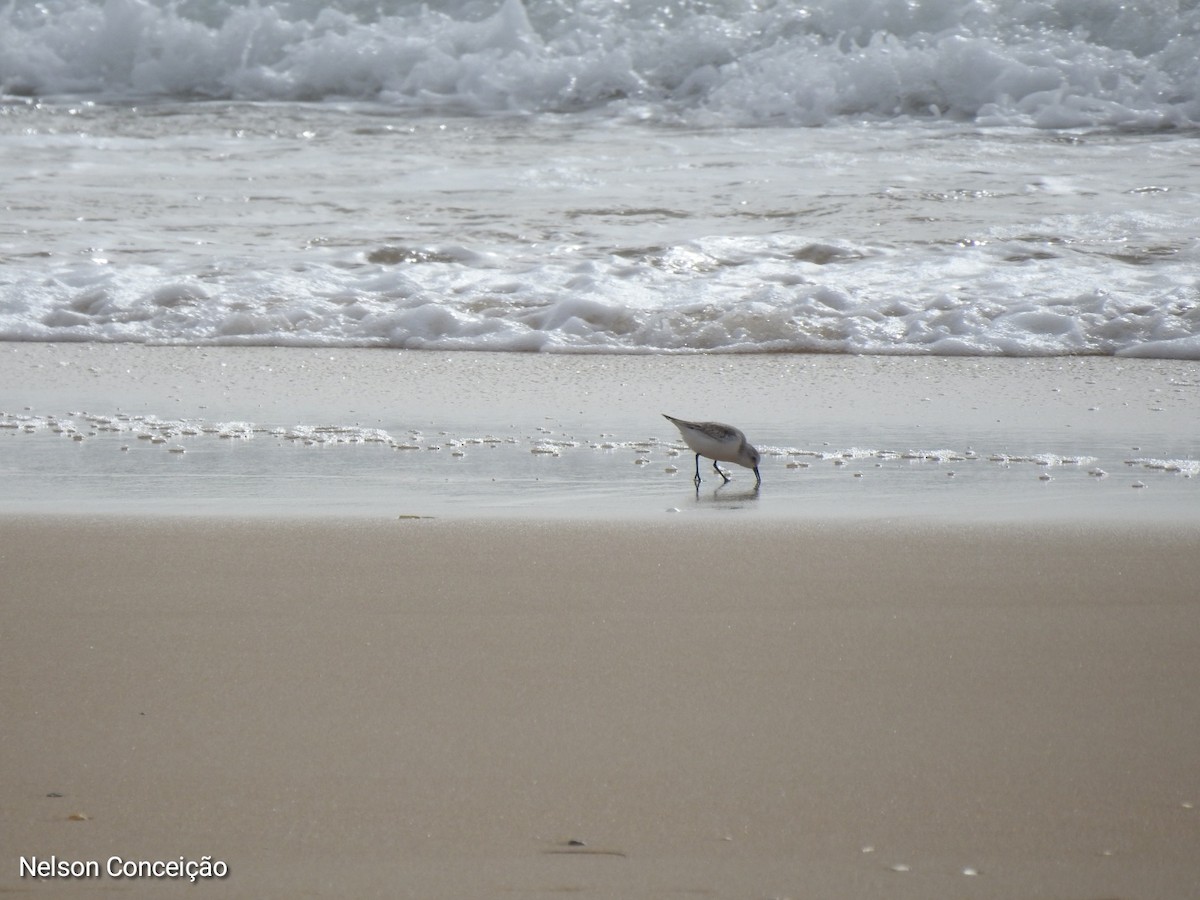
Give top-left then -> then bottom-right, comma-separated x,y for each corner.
2,343 -> 1200,897
2,342 -> 1198,521
3,516 -> 1200,898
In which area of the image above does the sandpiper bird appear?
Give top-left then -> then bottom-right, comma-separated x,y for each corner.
663,414 -> 761,486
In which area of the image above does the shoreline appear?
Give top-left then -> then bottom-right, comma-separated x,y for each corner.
3,342 -> 1198,524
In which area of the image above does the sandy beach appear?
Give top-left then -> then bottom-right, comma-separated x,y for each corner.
3,516 -> 1200,899
3,344 -> 1200,898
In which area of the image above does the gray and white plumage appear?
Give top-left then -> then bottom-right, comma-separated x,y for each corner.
663,414 -> 761,485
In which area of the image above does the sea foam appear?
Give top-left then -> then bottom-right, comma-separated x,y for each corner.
3,1 -> 1199,358
4,235 -> 1199,357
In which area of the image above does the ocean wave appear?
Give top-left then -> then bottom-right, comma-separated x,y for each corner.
2,0 -> 1198,127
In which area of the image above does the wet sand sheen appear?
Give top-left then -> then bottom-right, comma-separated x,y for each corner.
2,343 -> 1199,521
3,516 -> 1199,898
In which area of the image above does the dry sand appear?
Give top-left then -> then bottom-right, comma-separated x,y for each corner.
3,516 -> 1200,899
2,343 -> 1200,898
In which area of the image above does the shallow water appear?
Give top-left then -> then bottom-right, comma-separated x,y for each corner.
4,410 -> 1197,521
4,347 -> 1197,521
3,104 -> 1199,355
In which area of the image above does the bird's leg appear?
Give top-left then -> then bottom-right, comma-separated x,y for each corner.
713,458 -> 731,483
693,453 -> 702,486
